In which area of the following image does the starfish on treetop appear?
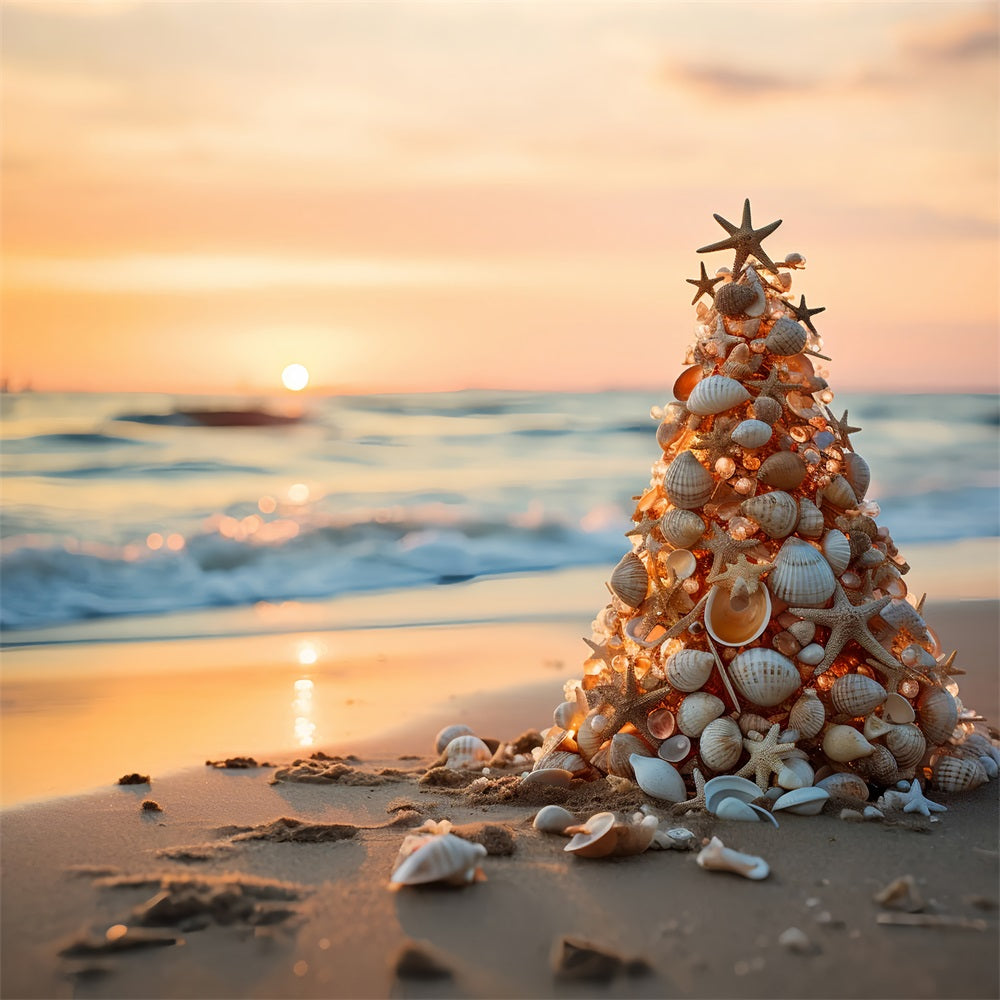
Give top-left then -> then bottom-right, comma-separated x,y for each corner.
784,294 -> 826,335
686,261 -> 723,305
697,198 -> 783,275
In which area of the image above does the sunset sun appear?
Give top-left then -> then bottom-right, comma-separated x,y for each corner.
281,363 -> 310,391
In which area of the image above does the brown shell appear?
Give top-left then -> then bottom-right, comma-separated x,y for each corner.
715,282 -> 757,317
757,451 -> 807,490
764,316 -> 808,356
843,452 -> 871,500
930,754 -> 988,793
788,688 -> 825,739
608,732 -> 654,779
751,395 -> 783,425
660,508 -> 705,549
885,723 -> 927,770
656,402 -> 691,451
820,474 -> 858,510
917,687 -> 959,746
830,674 -> 887,718
740,491 -> 798,539
795,498 -> 825,538
609,552 -> 648,608
857,743 -> 899,787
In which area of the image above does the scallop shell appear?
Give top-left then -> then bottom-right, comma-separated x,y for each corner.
830,674 -> 887,718
664,451 -> 715,509
665,649 -> 715,693
532,805 -> 577,834
751,395 -> 783,425
917,687 -> 959,746
822,725 -> 875,763
764,316 -> 808,356
728,647 -> 801,708
820,475 -> 857,510
815,772 -> 870,801
390,833 -> 487,887
705,584 -> 771,647
795,498 -> 825,538
757,451 -> 807,490
696,836 -> 769,880
629,755 -> 687,802
435,724 -> 475,754
609,552 -> 648,608
715,281 -> 758,317
444,734 -> 492,769
730,418 -> 772,450
740,491 -> 798,539
821,529 -> 852,575
885,723 -> 927,770
676,691 -> 726,737
656,402 -> 691,451
772,787 -> 829,815
930,755 -> 988,794
686,375 -> 751,417
698,717 -> 744,772
608,732 -> 654,779
843,452 -> 871,500
768,537 -> 837,607
659,508 -> 705,549
788,688 -> 825,740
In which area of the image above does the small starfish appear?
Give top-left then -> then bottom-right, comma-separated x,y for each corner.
703,523 -> 762,579
706,552 -> 774,596
789,583 -> 899,675
784,294 -> 825,335
697,198 -> 783,275
832,409 -> 862,447
658,592 -> 710,643
892,779 -> 947,817
864,656 -> 920,695
583,659 -> 667,745
686,261 -> 723,305
583,635 -> 623,669
735,724 -> 796,791
691,417 -> 739,464
637,572 -> 694,637
746,365 -> 802,408
673,767 -> 707,813
625,511 -> 664,558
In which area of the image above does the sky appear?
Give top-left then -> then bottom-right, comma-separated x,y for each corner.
1,0 -> 997,395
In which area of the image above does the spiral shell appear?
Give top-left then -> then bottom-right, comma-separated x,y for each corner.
885,723 -> 927,770
856,743 -> 899,787
686,375 -> 751,417
660,508 -> 705,549
629,755 -> 687,802
917,687 -> 959,746
822,724 -> 875,763
820,474 -> 858,510
676,691 -> 726,737
665,649 -> 715,693
751,395 -> 783,425
769,537 -> 837,607
740,491 -> 799,539
390,832 -> 488,887
664,451 -> 714,509
609,552 -> 648,608
757,451 -> 807,490
843,452 -> 871,500
764,316 -> 808,356
788,688 -> 825,740
795,498 -> 825,538
705,584 -> 771,647
728,647 -> 801,708
821,529 -> 852,575
715,282 -> 758,317
930,755 -> 988,793
698,717 -> 744,772
830,674 -> 887,718
730,418 -> 772,450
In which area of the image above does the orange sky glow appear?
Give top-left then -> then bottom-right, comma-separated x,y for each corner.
2,1 -> 997,394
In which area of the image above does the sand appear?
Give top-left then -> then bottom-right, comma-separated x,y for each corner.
1,587 -> 998,999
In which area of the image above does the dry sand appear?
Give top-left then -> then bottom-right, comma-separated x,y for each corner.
1,596 -> 998,999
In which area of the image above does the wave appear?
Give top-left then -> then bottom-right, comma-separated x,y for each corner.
4,460 -> 269,479
2,432 -> 144,453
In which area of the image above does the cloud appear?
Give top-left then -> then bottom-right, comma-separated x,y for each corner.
661,62 -> 807,101
901,6 -> 998,64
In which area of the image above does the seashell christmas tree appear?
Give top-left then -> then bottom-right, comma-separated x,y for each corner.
536,199 -> 994,801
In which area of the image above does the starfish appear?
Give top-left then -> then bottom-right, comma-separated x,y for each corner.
658,592 -> 710,643
884,779 -> 947,818
931,649 -> 966,683
691,417 -> 739,463
746,365 -> 802,408
703,523 -> 762,579
625,511 -> 664,558
672,767 -> 707,813
706,552 -> 774,596
583,635 -> 623,669
583,659 -> 668,745
686,261 -> 723,305
784,294 -> 825,335
637,572 -> 694,638
697,198 -> 783,275
864,656 -> 920,696
735,724 -> 796,791
789,583 -> 899,675
831,409 -> 862,447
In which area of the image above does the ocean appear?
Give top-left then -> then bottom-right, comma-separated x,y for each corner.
1,390 -> 997,635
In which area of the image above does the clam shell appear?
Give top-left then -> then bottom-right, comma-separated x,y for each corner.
917,687 -> 959,746
751,395 -> 782,425
629,755 -> 687,802
553,700 -> 584,731
390,833 -> 487,886
666,548 -> 698,580
772,787 -> 829,815
788,688 -> 825,740
820,475 -> 857,510
740,491 -> 798,539
657,733 -> 691,763
843,452 -> 871,500
698,717 -> 744,772
757,451 -> 807,490
665,649 -> 715,693
885,724 -> 927,770
532,805 -> 577,834
776,756 -> 815,790
769,538 -> 836,607
705,584 -> 771,647
715,797 -> 760,821
435,724 -> 475,755
764,316 -> 808,356
696,836 -> 769,879
676,691 -> 726,737
704,775 -> 763,813
738,712 -> 772,736
731,418 -> 773,450
821,529 -> 852,575
822,724 -> 875,763
657,402 -> 691,451
815,772 -> 870,801
686,375 -> 751,417
520,767 -> 576,788
608,732 -> 654,779
660,509 -> 705,549
664,451 -> 715,509
715,281 -> 758,317
609,552 -> 648,608
533,749 -> 590,774
672,365 -> 703,403
647,707 -> 676,740
728,647 -> 801,708
930,755 -> 988,794
830,674 -> 887,718
795,498 -> 825,538
564,811 -> 618,858
444,734 -> 492,769
883,692 -> 916,725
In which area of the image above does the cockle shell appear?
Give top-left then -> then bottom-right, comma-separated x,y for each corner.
751,395 -> 783,425
731,419 -> 773,450
822,725 -> 875,763
390,833 -> 487,887
830,674 -> 887,718
930,755 -> 988,794
609,552 -> 648,608
665,649 -> 715,692
757,451 -> 807,491
660,509 -> 705,548
821,529 -> 852,575
772,787 -> 829,815
705,584 -> 771,647
698,717 -> 744,772
696,836 -> 769,880
534,750 -> 590,774
820,475 -> 857,510
676,691 -> 726,737
740,491 -> 798,539
885,724 -> 927,770
728,647 -> 801,708
768,538 -> 836,607
789,688 -> 825,740
656,402 -> 691,451
609,732 -> 654,779
686,376 -> 751,417
664,451 -> 715,510
764,316 -> 808,356
576,711 -> 609,761
815,772 -> 870,801
715,282 -> 758,317
917,687 -> 959,745
843,452 -> 871,500
435,724 -> 475,754
533,805 -> 577,834
795,498 -> 825,538
444,734 -> 492,769
629,755 -> 687,802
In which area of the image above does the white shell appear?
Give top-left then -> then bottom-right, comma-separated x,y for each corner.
705,584 -> 771,647
609,551 -> 648,608
843,452 -> 871,500
665,649 -> 715,693
553,700 -> 583,731
435,724 -> 475,754
885,724 -> 927,770
657,733 -> 691,763
728,647 -> 801,708
666,548 -> 698,580
757,451 -> 807,490
444,734 -> 492,769
822,725 -> 875,763
917,687 -> 959,746
776,756 -> 815,790
796,643 -> 826,666
788,689 -> 825,740
563,811 -> 618,858
769,537 -> 836,607
576,711 -> 608,761
830,674 -> 887,718
532,805 -> 577,834
390,833 -> 487,886
533,749 -> 590,774
704,775 -> 763,813
863,713 -> 893,741
795,498 -> 825,538
821,529 -> 852,575
676,691 -> 726,737
731,419 -> 773,450
686,375 -> 751,416
764,316 -> 807,356
698,717 -> 744,772
878,600 -> 931,645
772,787 -> 829,815
883,692 -> 916,725
715,797 -> 760,822
696,836 -> 769,880
786,620 -> 816,646
931,756 -> 988,794
815,772 -> 870,801
740,491 -> 798,539
664,452 -> 715,510
660,509 -> 705,548
519,768 -> 575,788
629,755 -> 687,802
